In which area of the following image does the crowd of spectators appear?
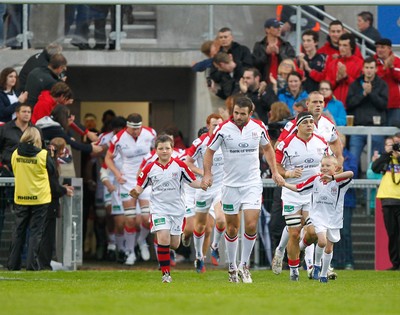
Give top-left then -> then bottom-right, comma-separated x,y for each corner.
193,10 -> 399,171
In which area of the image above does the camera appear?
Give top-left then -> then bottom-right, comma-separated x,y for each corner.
392,143 -> 400,152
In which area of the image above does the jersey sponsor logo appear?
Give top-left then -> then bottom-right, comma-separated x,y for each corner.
304,158 -> 314,163
112,205 -> 122,211
225,134 -> 233,141
223,204 -> 234,212
196,200 -> 207,208
17,195 -> 38,200
320,196 -> 328,201
229,148 -> 257,154
121,193 -> 129,198
154,218 -> 166,226
238,142 -> 249,148
284,205 -> 295,212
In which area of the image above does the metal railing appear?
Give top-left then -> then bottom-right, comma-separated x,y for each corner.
10,3 -> 380,54
337,126 -> 400,160
291,5 -> 377,57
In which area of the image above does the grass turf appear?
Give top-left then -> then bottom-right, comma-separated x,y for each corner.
0,269 -> 399,315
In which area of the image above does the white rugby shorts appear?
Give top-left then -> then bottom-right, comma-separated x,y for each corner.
150,214 -> 185,236
195,187 -> 222,213
221,183 -> 262,214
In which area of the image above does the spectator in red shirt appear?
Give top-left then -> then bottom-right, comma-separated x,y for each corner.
318,20 -> 363,60
312,33 -> 363,106
374,38 -> 400,127
31,82 -> 73,124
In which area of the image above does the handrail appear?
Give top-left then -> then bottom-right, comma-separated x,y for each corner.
290,5 -> 376,57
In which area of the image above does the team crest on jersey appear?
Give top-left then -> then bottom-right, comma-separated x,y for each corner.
284,122 -> 293,131
225,134 -> 233,141
331,186 -> 338,195
252,132 -> 258,139
317,148 -> 325,155
172,172 -> 178,179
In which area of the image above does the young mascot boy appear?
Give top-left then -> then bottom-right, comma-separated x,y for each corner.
282,155 -> 353,283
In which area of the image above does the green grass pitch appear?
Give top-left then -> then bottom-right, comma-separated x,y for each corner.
0,269 -> 399,315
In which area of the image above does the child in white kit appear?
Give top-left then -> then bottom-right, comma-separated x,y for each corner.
282,155 -> 353,283
129,135 -> 203,283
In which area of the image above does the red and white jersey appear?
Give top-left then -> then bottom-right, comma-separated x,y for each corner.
276,134 -> 328,201
208,118 -> 270,187
96,131 -> 113,147
108,127 -> 156,175
278,115 -> 338,144
137,157 -> 197,216
140,147 -> 184,170
296,174 -> 353,229
98,131 -> 122,182
187,133 -> 224,185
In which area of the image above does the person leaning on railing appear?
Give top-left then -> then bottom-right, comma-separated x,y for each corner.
371,135 -> 400,271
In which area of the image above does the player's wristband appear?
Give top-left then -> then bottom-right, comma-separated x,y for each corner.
331,175 -> 335,181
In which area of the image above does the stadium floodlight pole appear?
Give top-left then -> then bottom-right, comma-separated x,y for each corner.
0,0 -> 398,4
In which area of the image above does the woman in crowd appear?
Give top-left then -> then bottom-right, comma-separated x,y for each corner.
319,80 -> 347,126
0,67 -> 28,123
278,71 -> 308,115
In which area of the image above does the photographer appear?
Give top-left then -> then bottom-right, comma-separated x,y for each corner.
372,135 -> 400,270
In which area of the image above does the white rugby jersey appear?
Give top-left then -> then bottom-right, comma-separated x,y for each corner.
187,133 -> 224,185
296,174 -> 352,229
208,118 -> 270,187
96,131 -> 113,146
98,131 -> 122,183
278,115 -> 338,143
137,157 -> 197,216
276,134 -> 328,201
108,126 -> 156,175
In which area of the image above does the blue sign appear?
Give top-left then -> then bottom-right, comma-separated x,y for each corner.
378,6 -> 400,45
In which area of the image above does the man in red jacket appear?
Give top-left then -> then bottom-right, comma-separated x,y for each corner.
374,38 -> 400,127
31,82 -> 73,124
318,20 -> 363,60
312,33 -> 363,106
